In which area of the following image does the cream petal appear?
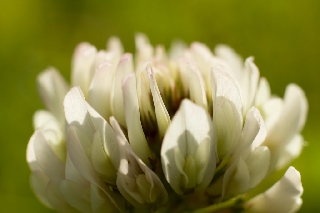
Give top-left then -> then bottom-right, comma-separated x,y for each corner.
67,126 -> 105,188
245,146 -> 270,188
71,42 -> 97,97
211,64 -> 243,117
111,53 -> 133,127
136,61 -> 156,125
64,87 -> 96,140
30,171 -> 52,208
246,167 -> 303,213
60,180 -> 92,213
232,107 -> 266,161
46,181 -> 79,213
27,132 -> 40,171
32,130 -> 65,185
254,77 -> 271,107
110,117 -> 168,206
37,67 -> 69,125
147,66 -> 171,137
91,131 -> 117,184
178,58 -> 208,110
135,33 -> 154,66
88,61 -> 114,120
161,99 -> 216,194
65,154 -> 88,187
122,73 -> 154,165
275,134 -> 304,170
267,84 -> 308,145
90,184 -> 119,213
106,36 -> 124,63
214,44 -> 244,81
214,97 -> 242,159
67,126 -> 127,213
242,57 -> 260,114
223,157 -> 250,197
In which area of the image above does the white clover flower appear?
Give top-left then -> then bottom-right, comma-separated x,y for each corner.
27,34 -> 307,213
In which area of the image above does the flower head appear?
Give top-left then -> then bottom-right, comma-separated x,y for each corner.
27,34 -> 307,212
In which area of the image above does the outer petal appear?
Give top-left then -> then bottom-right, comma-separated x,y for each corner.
211,65 -> 243,159
245,167 -> 303,213
147,66 -> 171,138
161,99 -> 216,194
178,58 -> 208,111
111,53 -> 133,127
30,171 -> 52,208
71,42 -> 97,97
88,61 -> 114,120
111,117 -> 168,206
37,67 -> 69,125
60,180 -> 92,213
67,126 -> 127,213
122,73 -> 154,165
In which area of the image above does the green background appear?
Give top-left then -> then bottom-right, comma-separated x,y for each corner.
1,0 -> 319,212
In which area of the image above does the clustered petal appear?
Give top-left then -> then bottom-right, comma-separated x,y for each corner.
27,34 -> 307,213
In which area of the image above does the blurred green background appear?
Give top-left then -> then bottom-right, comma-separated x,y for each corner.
1,0 -> 319,212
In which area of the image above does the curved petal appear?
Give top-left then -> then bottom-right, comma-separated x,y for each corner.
122,73 -> 154,165
161,99 -> 216,194
111,53 -> 133,127
147,66 -> 171,138
88,61 -> 114,120
245,167 -> 303,213
30,171 -> 52,208
110,117 -> 168,206
32,130 -> 65,185
37,67 -> 69,125
71,42 -> 97,97
60,180 -> 92,213
178,58 -> 208,110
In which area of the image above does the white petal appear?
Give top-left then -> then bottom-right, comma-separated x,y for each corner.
246,167 -> 303,213
161,99 -> 216,194
254,77 -> 270,107
245,146 -> 270,188
106,36 -> 124,64
32,130 -> 65,185
110,117 -> 168,206
232,107 -> 266,161
64,87 -> 95,141
147,66 -> 171,137
215,44 -> 244,81
65,154 -> 89,187
211,64 -> 243,116
241,57 -> 260,114
71,42 -> 97,97
135,33 -> 153,66
275,134 -> 304,170
67,126 -> 128,213
27,132 -> 40,171
91,131 -> 117,184
46,181 -> 78,213
30,171 -> 52,208
136,61 -> 156,125
88,61 -> 114,120
267,84 -> 308,145
60,180 -> 92,213
90,184 -> 119,213
111,53 -> 133,127
178,58 -> 208,110
37,67 -> 69,125
67,126 -> 105,188
122,73 -> 154,165
222,157 -> 250,197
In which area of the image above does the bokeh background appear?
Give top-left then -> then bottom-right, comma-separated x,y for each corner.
1,0 -> 319,212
